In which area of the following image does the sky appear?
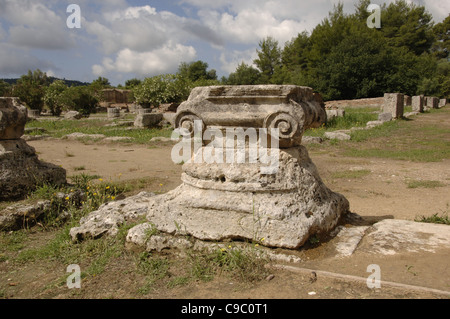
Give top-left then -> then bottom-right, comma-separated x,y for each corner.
0,0 -> 448,86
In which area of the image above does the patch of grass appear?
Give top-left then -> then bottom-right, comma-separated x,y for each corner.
26,119 -> 173,144
331,169 -> 371,179
406,180 -> 445,189
415,212 -> 450,225
73,166 -> 86,171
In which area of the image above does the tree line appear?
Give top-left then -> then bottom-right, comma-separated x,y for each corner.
0,0 -> 448,114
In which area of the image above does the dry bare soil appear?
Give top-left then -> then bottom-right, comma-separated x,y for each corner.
1,108 -> 449,301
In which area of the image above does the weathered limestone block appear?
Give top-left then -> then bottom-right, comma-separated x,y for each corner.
0,139 -> 66,200
412,95 -> 424,113
70,192 -> 155,241
64,111 -> 82,120
378,113 -> 392,123
0,97 -> 66,201
383,93 -> 404,119
27,109 -> 40,119
134,113 -> 163,128
439,99 -> 447,108
107,107 -> 120,119
326,109 -> 345,121
144,146 -> 349,249
404,95 -> 412,106
425,97 -> 439,109
324,131 -> 351,140
174,85 -> 327,148
0,97 -> 28,140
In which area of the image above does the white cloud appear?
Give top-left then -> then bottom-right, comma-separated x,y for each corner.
92,43 -> 197,77
0,0 -> 75,50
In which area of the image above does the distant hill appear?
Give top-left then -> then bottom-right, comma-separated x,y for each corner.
1,77 -> 90,87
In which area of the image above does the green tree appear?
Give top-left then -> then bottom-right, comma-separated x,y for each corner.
13,69 -> 49,111
380,0 -> 434,55
178,61 -> 217,82
253,36 -> 282,83
225,62 -> 261,85
62,85 -> 99,115
431,14 -> 450,59
44,80 -> 68,116
133,74 -> 191,108
0,80 -> 11,97
125,78 -> 142,89
92,76 -> 111,88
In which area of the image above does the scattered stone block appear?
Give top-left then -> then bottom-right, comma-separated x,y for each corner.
383,93 -> 404,119
404,111 -> 420,118
302,136 -> 323,144
425,96 -> 439,109
439,99 -> 447,108
366,121 -> 384,129
64,111 -> 82,120
64,132 -> 106,140
0,97 -> 28,140
378,112 -> 392,123
107,107 -> 120,119
0,98 -> 66,200
326,109 -> 345,121
412,95 -> 424,113
404,95 -> 412,106
27,109 -> 41,119
134,113 -> 163,128
324,131 -> 351,141
356,219 -> 450,256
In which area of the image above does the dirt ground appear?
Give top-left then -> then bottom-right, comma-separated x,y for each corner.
1,109 -> 449,301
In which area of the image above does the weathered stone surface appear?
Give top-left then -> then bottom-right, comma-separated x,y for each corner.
356,219 -> 450,255
412,95 -> 424,113
64,132 -> 106,140
64,111 -> 82,120
404,95 -> 412,106
366,121 -> 384,129
0,190 -> 85,230
378,112 -> 392,123
0,201 -> 52,230
383,93 -> 404,119
426,97 -> 439,109
326,109 -> 345,121
0,97 -> 27,140
107,107 -> 120,119
324,131 -> 351,141
134,113 -> 163,128
0,139 -> 66,200
103,136 -> 133,142
439,99 -> 447,108
174,85 -> 327,148
27,109 -> 40,119
403,111 -> 420,118
69,192 -> 155,241
302,136 -> 323,144
144,146 -> 349,249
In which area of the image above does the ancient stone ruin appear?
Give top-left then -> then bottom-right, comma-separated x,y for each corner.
71,85 -> 350,250
412,95 -> 424,113
383,93 -> 404,119
0,97 -> 66,200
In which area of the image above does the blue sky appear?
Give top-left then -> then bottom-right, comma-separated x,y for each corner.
0,0 -> 448,86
